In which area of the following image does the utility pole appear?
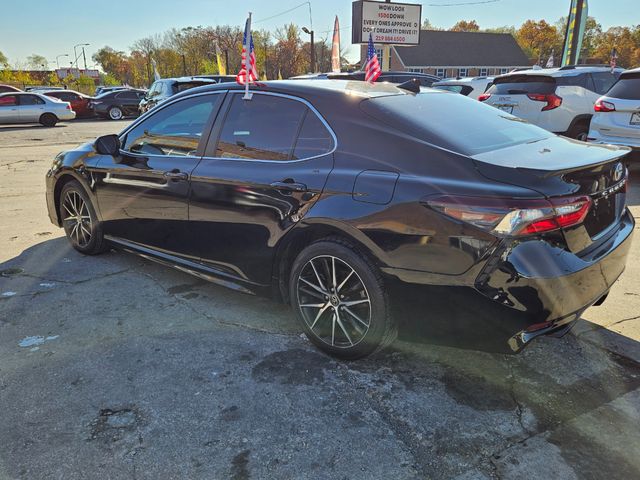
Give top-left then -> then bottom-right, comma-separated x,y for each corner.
82,47 -> 88,71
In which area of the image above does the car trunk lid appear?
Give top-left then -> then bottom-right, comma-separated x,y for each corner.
482,74 -> 558,123
472,136 -> 630,240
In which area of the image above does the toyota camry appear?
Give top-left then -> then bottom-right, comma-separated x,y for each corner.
45,80 -> 634,359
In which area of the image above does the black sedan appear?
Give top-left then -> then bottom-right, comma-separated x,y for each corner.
45,80 -> 634,359
89,89 -> 146,120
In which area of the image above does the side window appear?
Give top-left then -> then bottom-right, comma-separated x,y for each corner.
0,95 -> 17,106
590,72 -> 619,95
292,110 -> 334,159
147,82 -> 161,97
123,94 -> 221,157
215,94 -> 307,161
116,91 -> 136,100
556,74 -> 587,88
19,95 -> 45,105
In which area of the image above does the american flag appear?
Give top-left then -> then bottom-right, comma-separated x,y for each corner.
364,33 -> 381,84
236,18 -> 257,85
610,47 -> 618,73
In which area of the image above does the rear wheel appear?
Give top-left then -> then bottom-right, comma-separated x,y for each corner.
39,113 -> 58,127
289,239 -> 396,360
59,181 -> 107,255
108,106 -> 123,120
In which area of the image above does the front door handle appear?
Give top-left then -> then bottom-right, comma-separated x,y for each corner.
270,180 -> 307,192
163,170 -> 188,181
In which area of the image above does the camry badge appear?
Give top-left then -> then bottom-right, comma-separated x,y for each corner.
613,162 -> 624,183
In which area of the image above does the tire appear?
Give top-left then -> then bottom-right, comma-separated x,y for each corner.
108,106 -> 123,120
58,180 -> 107,255
289,238 -> 397,360
567,121 -> 589,141
39,113 -> 58,127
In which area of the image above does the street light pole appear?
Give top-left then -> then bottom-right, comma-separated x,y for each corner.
302,27 -> 315,73
73,43 -> 90,71
55,54 -> 69,69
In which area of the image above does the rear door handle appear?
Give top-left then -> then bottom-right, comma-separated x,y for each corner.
270,181 -> 307,192
163,170 -> 188,180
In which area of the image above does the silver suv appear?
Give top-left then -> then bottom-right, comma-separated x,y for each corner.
479,65 -> 623,140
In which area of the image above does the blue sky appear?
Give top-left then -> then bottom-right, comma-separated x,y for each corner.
0,0 -> 637,67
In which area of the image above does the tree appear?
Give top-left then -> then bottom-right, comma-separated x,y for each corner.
555,16 -> 602,59
516,20 -> 563,60
450,20 -> 480,32
592,26 -> 640,68
0,50 -> 8,67
484,26 -> 516,35
26,54 -> 47,70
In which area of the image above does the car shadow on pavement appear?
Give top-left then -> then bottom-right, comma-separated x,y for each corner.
0,124 -> 69,132
1,237 -> 639,479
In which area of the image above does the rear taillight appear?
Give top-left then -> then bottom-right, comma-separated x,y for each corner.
594,99 -> 616,112
527,93 -> 563,111
66,104 -> 71,110
478,93 -> 491,102
426,195 -> 592,237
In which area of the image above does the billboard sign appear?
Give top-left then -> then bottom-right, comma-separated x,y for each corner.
352,0 -> 422,45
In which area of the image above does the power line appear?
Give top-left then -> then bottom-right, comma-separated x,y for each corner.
254,1 -> 311,25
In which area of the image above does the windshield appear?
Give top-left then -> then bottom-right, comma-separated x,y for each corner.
487,75 -> 556,95
360,91 -> 551,155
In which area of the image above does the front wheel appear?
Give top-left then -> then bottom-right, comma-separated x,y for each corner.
59,181 -> 107,255
289,239 -> 396,360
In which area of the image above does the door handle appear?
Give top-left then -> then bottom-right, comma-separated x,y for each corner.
270,180 -> 307,192
163,170 -> 188,180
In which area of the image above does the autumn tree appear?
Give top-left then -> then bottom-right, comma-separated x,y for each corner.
593,26 -> 640,68
516,20 -> 563,60
450,20 -> 480,32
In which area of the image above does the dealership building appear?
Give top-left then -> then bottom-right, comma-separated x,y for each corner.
360,30 -> 531,79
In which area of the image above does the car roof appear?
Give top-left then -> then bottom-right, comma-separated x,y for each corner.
434,76 -> 493,85
620,67 -> 640,76
498,65 -> 624,78
159,76 -> 218,84
173,79 -> 417,102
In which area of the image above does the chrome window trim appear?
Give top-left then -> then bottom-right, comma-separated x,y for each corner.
202,90 -> 338,164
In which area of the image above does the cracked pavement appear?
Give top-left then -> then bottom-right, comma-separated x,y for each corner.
1,120 -> 639,479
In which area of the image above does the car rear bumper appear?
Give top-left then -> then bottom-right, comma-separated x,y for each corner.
384,209 -> 634,353
588,130 -> 640,151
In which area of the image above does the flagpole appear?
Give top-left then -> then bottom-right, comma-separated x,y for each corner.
244,12 -> 253,100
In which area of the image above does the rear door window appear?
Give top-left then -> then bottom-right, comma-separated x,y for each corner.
19,95 -> 45,105
487,75 -> 556,95
556,74 -> 588,88
215,94 -> 307,161
601,73 -> 638,98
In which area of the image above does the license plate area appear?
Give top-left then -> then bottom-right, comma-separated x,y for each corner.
584,191 -> 621,238
629,112 -> 640,125
497,105 -> 514,114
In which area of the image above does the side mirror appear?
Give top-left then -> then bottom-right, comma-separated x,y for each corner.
94,134 -> 121,156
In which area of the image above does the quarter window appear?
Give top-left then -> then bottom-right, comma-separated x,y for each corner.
590,72 -> 620,95
123,94 -> 221,157
215,94 -> 307,161
292,110 -> 334,159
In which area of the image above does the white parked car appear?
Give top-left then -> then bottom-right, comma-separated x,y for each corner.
588,67 -> 640,151
432,76 -> 494,100
0,92 -> 75,127
479,65 -> 623,140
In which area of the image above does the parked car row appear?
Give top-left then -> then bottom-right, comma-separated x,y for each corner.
0,92 -> 75,126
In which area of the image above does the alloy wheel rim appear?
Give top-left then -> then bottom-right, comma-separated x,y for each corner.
296,255 -> 371,348
110,108 -> 122,120
62,191 -> 92,247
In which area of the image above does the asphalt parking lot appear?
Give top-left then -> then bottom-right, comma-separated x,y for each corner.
1,119 -> 639,479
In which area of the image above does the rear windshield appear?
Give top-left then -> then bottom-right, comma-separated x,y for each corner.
607,74 -> 640,100
487,75 -> 556,95
361,91 -> 551,155
172,82 -> 211,94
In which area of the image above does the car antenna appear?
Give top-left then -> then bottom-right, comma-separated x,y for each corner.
397,78 -> 421,94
